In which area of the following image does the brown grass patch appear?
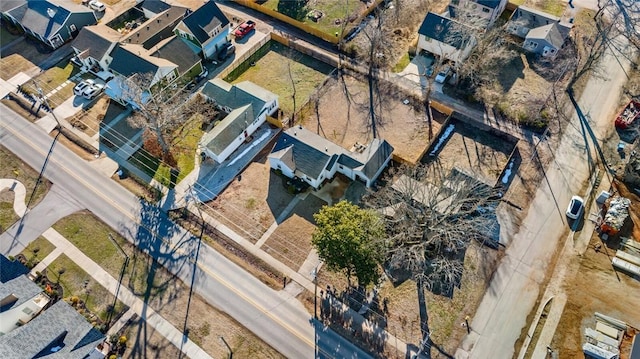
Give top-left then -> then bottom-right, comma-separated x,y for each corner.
0,145 -> 51,208
0,53 -> 36,80
303,74 -> 436,164
206,161 -> 295,243
67,97 -> 110,137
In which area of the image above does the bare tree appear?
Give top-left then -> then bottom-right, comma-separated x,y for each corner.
121,73 -> 203,165
365,164 -> 498,344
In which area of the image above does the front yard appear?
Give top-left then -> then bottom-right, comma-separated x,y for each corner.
22,59 -> 80,108
0,145 -> 51,210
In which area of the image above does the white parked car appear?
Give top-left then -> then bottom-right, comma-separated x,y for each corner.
435,66 -> 451,84
83,83 -> 104,100
73,79 -> 95,97
89,0 -> 106,12
566,195 -> 584,220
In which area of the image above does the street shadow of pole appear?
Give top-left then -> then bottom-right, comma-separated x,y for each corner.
567,88 -> 613,181
119,198 -> 203,358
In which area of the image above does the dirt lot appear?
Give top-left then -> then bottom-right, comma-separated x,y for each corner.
301,74 -> 437,164
424,118 -> 517,186
551,229 -> 640,358
262,193 -> 327,270
205,159 -> 295,243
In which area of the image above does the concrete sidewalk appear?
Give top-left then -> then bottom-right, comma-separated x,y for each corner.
41,228 -> 212,359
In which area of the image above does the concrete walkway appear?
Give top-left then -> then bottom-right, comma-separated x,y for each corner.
1,179 -> 210,359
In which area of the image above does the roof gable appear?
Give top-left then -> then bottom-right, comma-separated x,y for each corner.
0,275 -> 42,311
200,104 -> 254,156
180,0 -> 229,43
201,79 -> 277,114
418,12 -> 470,49
526,22 -> 565,47
72,25 -> 119,60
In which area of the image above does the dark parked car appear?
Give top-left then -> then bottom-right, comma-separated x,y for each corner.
217,43 -> 235,61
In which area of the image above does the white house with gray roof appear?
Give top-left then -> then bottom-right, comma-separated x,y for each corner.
0,0 -> 97,49
507,6 -> 572,58
71,24 -> 121,75
268,126 -> 394,189
198,79 -> 278,163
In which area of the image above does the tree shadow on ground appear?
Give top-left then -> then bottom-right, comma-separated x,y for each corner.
119,198 -> 204,359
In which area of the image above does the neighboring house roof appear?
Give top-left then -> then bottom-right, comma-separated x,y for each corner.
110,43 -> 176,77
418,12 -> 470,49
0,301 -> 104,358
5,0 -> 96,40
0,256 -> 29,283
180,0 -> 229,44
270,126 -> 394,182
140,0 -> 171,14
122,4 -> 188,49
510,5 -> 572,37
0,275 -> 42,311
0,0 -> 26,13
151,35 -> 200,74
201,79 -> 277,115
476,0 -> 502,8
200,104 -> 254,156
72,25 -> 119,60
526,22 -> 565,48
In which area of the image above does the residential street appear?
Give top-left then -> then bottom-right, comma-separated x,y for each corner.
456,36 -> 634,359
0,108 -> 371,359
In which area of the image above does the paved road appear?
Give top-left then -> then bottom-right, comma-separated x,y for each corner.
456,34 -> 634,359
0,109 -> 371,359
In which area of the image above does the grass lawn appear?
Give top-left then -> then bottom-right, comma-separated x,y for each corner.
19,236 -> 56,268
0,202 -> 18,233
0,145 -> 51,208
47,254 -> 127,323
0,54 -> 36,81
261,0 -> 364,35
231,42 -> 334,116
539,0 -> 565,16
53,212 -> 178,299
393,53 -> 411,73
128,117 -> 203,188
22,59 -> 79,108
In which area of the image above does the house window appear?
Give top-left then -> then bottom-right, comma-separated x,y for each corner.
166,71 -> 176,81
529,41 -> 538,48
277,164 -> 281,169
70,24 -> 76,32
482,7 -> 490,12
22,307 -> 33,315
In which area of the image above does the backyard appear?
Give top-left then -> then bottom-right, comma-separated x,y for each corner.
303,74 -> 438,164
230,41 -> 335,118
259,0 -> 367,35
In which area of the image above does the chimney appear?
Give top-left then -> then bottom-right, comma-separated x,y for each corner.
325,147 -> 328,152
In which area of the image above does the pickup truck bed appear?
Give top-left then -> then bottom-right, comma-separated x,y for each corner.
234,20 -> 255,39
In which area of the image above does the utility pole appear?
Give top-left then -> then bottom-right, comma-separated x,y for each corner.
219,336 -> 232,359
310,264 -> 320,319
107,233 -> 129,329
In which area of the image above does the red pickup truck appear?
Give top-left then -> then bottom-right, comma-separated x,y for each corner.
234,20 -> 255,40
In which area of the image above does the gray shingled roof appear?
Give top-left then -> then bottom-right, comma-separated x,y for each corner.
0,301 -> 104,358
71,25 -> 118,61
269,126 -> 394,183
123,4 -> 187,49
140,0 -> 171,14
12,0 -> 71,40
109,44 -> 159,76
0,275 -> 42,312
510,5 -> 572,38
201,79 -> 277,115
151,35 -> 200,75
201,104 -> 254,156
526,22 -> 565,48
180,0 -> 229,44
0,0 -> 26,13
476,0 -> 502,9
418,12 -> 471,49
0,255 -> 29,283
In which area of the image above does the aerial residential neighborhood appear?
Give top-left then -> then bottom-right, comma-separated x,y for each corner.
0,0 -> 639,357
